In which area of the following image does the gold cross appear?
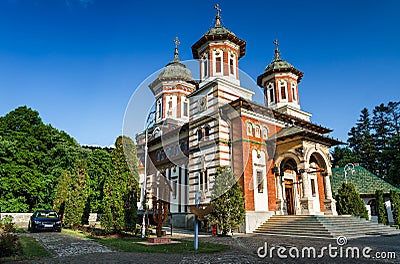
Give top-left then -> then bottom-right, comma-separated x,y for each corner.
214,4 -> 222,16
273,39 -> 279,49
174,36 -> 180,48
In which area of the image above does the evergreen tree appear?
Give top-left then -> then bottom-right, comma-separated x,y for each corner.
101,136 -> 138,233
375,189 -> 389,225
209,167 -> 245,236
372,104 -> 391,178
385,135 -> 400,187
86,148 -> 112,213
335,182 -> 369,220
53,161 -> 90,229
390,190 -> 400,226
330,146 -> 358,168
348,108 -> 377,174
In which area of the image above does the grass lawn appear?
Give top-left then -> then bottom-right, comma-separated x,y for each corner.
91,237 -> 229,254
65,229 -> 229,254
0,236 -> 50,261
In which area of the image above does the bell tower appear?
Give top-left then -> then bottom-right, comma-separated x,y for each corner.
149,37 -> 196,125
191,4 -> 246,87
257,40 -> 311,121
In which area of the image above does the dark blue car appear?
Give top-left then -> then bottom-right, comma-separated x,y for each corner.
28,210 -> 62,232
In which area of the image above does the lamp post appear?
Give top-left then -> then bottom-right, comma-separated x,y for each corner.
344,163 -> 355,184
141,110 -> 155,239
194,188 -> 201,251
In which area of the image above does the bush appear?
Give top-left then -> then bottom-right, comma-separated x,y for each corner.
390,190 -> 400,226
376,189 -> 389,225
0,215 -> 20,258
335,182 -> 369,220
208,167 -> 245,236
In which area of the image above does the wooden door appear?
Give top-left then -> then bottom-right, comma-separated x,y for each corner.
284,180 -> 294,215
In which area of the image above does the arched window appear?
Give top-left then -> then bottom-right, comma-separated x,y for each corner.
255,125 -> 261,138
279,81 -> 287,101
246,122 -> 253,136
197,129 -> 203,141
262,126 -> 269,140
267,82 -> 275,104
204,126 -> 211,139
215,50 -> 222,74
156,98 -> 163,120
202,54 -> 209,79
291,82 -> 297,101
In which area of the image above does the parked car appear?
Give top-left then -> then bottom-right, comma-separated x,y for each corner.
28,210 -> 62,232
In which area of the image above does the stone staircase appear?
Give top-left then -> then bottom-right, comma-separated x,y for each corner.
253,215 -> 400,239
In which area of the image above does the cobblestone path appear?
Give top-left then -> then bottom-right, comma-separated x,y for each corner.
11,231 -> 399,263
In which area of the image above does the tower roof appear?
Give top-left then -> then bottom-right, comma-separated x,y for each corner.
150,37 -> 194,89
257,40 -> 304,86
191,4 -> 246,59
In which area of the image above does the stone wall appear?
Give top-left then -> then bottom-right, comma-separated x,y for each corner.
0,213 -> 102,228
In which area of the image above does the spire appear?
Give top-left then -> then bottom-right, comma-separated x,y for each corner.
214,4 -> 222,27
273,39 -> 281,61
173,36 -> 180,62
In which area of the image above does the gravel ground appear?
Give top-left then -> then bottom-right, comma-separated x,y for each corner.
7,231 -> 400,263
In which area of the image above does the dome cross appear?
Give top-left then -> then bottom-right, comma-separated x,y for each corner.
173,36 -> 180,62
273,39 -> 281,60
214,4 -> 222,27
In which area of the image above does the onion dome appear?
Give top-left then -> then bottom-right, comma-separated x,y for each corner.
257,40 -> 304,86
156,37 -> 194,82
191,4 -> 246,59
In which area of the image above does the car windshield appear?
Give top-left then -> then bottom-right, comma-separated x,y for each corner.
36,211 -> 58,218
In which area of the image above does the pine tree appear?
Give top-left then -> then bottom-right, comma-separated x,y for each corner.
330,146 -> 358,168
208,167 -> 245,236
372,104 -> 391,178
375,189 -> 389,225
348,108 -> 378,174
335,182 -> 369,220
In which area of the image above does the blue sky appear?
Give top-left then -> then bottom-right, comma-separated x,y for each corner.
0,0 -> 399,146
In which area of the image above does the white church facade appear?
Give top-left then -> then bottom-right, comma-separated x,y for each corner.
136,6 -> 341,233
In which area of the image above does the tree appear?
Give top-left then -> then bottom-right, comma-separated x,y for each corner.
101,136 -> 139,233
86,148 -> 112,213
0,106 -> 87,212
208,167 -> 245,236
347,108 -> 377,173
335,182 -> 368,220
375,189 -> 389,225
390,190 -> 400,226
330,146 -> 358,168
53,161 -> 90,229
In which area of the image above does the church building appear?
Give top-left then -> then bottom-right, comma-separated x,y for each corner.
136,5 -> 342,233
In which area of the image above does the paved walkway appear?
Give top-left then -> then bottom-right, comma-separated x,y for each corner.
10,230 -> 400,263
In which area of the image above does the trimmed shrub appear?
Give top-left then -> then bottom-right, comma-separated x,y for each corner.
335,182 -> 369,220
375,189 -> 389,225
390,190 -> 400,226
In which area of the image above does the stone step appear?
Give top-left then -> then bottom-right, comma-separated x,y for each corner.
254,215 -> 400,239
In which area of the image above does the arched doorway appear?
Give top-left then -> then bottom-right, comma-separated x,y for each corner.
280,158 -> 299,215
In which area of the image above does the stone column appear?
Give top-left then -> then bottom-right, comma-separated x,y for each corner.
275,176 -> 284,215
323,174 -> 337,215
299,163 -> 314,215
